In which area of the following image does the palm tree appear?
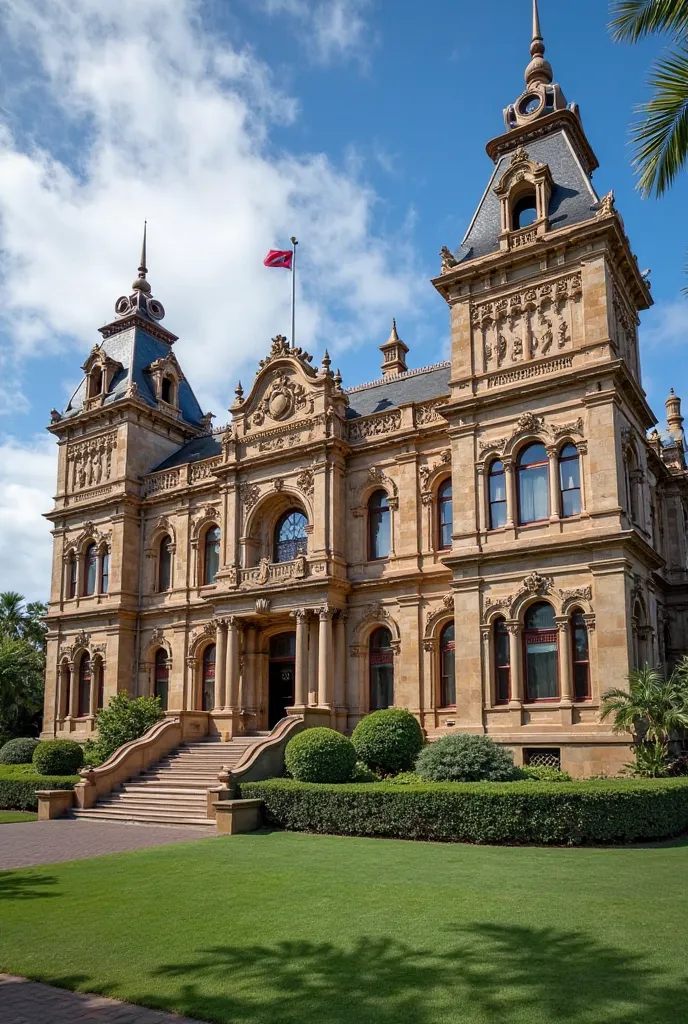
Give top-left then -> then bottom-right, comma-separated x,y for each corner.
609,1 -> 688,198
601,664 -> 688,755
0,592 -> 26,640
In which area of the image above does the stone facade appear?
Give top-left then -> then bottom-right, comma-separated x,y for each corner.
41,17 -> 688,777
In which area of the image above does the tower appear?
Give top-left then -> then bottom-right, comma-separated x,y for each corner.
432,1 -> 656,771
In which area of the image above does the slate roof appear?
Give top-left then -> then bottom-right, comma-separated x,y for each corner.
457,129 -> 600,264
63,323 -> 206,428
154,434 -> 223,471
345,363 -> 451,419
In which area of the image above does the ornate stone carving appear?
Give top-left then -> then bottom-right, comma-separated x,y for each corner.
415,401 -> 446,426
552,418 -> 584,439
296,469 -> 314,497
257,334 -> 314,374
419,450 -> 451,491
596,190 -> 615,217
255,599 -> 271,614
190,459 -> 220,483
348,410 -> 401,443
274,478 -> 285,492
559,586 -> 592,605
350,467 -> 399,509
193,505 -> 219,527
522,571 -> 554,596
252,372 -> 312,427
67,431 -> 118,492
425,594 -> 454,630
487,356 -> 573,390
513,412 -> 545,437
352,602 -> 397,640
479,437 -> 508,457
439,246 -> 457,274
240,484 -> 260,511
144,469 -> 181,496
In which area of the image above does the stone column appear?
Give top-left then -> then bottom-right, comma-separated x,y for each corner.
243,626 -> 256,716
89,660 -> 100,718
556,618 -> 573,704
293,609 -> 308,708
318,607 -> 334,708
215,620 -> 228,711
507,622 -> 523,705
547,446 -> 560,520
307,615 -> 319,706
476,465 -> 486,534
480,625 -> 493,707
68,662 -> 78,718
226,618 -> 240,711
504,458 -> 516,527
334,611 -> 348,711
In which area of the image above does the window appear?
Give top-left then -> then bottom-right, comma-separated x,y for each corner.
84,543 -> 98,596
518,444 -> 550,524
559,444 -> 581,518
524,747 -> 561,770
100,549 -> 109,594
438,479 -> 453,550
161,376 -> 175,404
571,610 -> 590,700
68,555 -> 77,599
202,644 -> 216,711
368,490 -> 391,561
203,526 -> 221,585
78,655 -> 91,717
489,460 -> 507,529
494,617 -> 511,704
439,622 -> 456,707
369,627 -> 394,710
89,367 -> 103,397
154,649 -> 169,711
523,602 -> 558,701
96,660 -> 104,710
512,194 -> 538,230
158,535 -> 173,591
274,510 -> 308,563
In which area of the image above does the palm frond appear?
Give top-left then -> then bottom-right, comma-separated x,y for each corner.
610,0 -> 688,43
631,45 -> 688,195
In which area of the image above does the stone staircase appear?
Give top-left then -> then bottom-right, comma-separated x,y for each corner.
71,736 -> 265,827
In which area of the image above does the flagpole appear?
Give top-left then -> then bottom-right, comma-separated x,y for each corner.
290,236 -> 298,348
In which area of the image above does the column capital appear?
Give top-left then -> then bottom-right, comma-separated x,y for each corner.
291,608 -> 308,622
318,605 -> 334,621
555,616 -> 570,634
506,620 -> 520,636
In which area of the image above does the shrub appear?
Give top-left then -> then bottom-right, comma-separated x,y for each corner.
352,709 -> 424,775
241,777 -> 688,846
0,737 -> 40,764
519,764 -> 573,782
350,761 -> 377,783
0,772 -> 79,811
386,772 -> 423,785
285,728 -> 357,784
415,734 -> 518,783
88,692 -> 165,764
32,739 -> 84,776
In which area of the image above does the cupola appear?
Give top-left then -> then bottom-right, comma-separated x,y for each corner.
380,320 -> 409,377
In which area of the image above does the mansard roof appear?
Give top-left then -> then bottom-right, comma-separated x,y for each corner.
345,362 -> 450,419
62,324 -> 206,427
457,130 -> 599,265
154,432 -> 222,471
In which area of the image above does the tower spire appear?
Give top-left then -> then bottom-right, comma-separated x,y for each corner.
532,0 -> 543,53
525,0 -> 552,89
132,220 -> 151,295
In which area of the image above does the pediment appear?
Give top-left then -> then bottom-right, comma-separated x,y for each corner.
81,344 -> 123,375
238,362 -> 316,433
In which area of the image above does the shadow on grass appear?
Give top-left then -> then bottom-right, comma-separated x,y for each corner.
114,925 -> 688,1024
0,872 -> 58,901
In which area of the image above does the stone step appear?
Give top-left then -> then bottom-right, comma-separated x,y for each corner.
119,784 -> 209,795
100,797 -> 207,811
72,809 -> 214,826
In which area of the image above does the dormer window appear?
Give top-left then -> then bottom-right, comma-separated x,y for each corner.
494,147 -> 553,250
89,367 -> 103,398
512,193 -> 538,230
161,375 -> 175,405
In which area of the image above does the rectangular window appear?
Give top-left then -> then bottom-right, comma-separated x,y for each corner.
524,747 -> 561,770
489,472 -> 507,529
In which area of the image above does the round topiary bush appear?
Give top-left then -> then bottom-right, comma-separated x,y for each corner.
0,737 -> 40,765
415,733 -> 518,783
352,708 -> 424,776
285,728 -> 357,784
32,739 -> 85,776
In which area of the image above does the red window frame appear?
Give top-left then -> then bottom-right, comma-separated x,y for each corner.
571,611 -> 591,701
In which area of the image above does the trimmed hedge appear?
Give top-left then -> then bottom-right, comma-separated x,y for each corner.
33,739 -> 84,776
241,778 -> 688,846
0,773 -> 80,811
416,733 -> 518,783
0,737 -> 40,765
285,728 -> 357,784
352,708 -> 424,775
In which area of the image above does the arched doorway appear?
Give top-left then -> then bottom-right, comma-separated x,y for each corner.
269,632 -> 296,728
369,627 -> 394,711
154,649 -> 170,711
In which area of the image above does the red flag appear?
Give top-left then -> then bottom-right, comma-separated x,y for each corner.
264,249 -> 293,270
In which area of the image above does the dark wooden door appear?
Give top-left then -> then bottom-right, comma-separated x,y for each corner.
268,660 -> 295,728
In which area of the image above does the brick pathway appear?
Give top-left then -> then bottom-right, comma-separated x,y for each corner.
0,820 -> 213,870
1,974 -> 202,1023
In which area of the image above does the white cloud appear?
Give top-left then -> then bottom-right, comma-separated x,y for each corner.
0,0 -> 420,419
255,0 -> 372,63
642,299 -> 688,351
0,435 -> 56,601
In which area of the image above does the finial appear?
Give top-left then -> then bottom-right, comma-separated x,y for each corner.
334,368 -> 343,388
132,220 -> 151,294
531,0 -> 543,56
321,349 -> 332,375
235,381 -> 244,403
525,0 -> 552,88
388,318 -> 399,342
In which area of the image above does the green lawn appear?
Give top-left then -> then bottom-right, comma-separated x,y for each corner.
1,832 -> 687,1023
0,810 -> 37,823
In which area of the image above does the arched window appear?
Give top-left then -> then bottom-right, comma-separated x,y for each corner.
518,443 -> 550,525
439,622 -> 456,707
68,554 -> 77,600
523,602 -> 558,701
571,610 -> 590,701
203,526 -> 221,585
100,549 -> 109,594
78,654 -> 91,717
96,659 -> 104,710
158,535 -> 173,591
161,376 -> 175,405
368,490 -> 391,561
84,543 -> 98,596
202,644 -> 216,711
154,649 -> 169,711
559,444 -> 581,518
89,367 -> 103,398
489,460 -> 507,529
369,627 -> 394,711
274,510 -> 308,563
512,193 -> 538,230
437,479 -> 453,550
494,617 -> 511,704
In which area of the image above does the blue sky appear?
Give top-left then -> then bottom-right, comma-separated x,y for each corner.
0,0 -> 686,598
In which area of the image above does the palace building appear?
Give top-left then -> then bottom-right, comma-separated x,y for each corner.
41,6 -> 688,777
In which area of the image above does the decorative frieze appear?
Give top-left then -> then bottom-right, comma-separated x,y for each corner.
189,458 -> 220,483
240,484 -> 260,511
552,418 -> 584,439
229,555 -> 308,589
67,431 -> 118,492
144,469 -> 181,496
486,355 -> 573,390
348,410 -> 401,443
296,468 -> 314,497
559,586 -> 592,604
425,593 -> 454,630
415,401 -> 446,427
